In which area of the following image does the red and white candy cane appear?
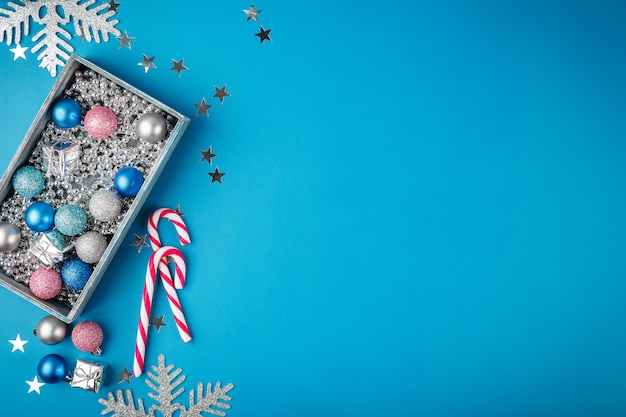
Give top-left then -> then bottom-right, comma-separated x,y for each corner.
133,246 -> 189,377
148,208 -> 191,252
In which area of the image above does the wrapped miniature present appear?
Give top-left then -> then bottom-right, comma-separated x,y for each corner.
70,359 -> 106,393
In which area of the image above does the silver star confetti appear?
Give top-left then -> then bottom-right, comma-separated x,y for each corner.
212,85 -> 231,103
117,366 -> 132,384
130,234 -> 149,253
170,58 -> 188,77
75,26 -> 87,42
117,30 -> 134,49
9,43 -> 27,60
243,4 -> 261,21
209,167 -> 226,184
108,0 -> 121,13
194,98 -> 211,117
175,204 -> 186,217
255,25 -> 272,43
138,54 -> 156,73
200,146 -> 217,164
150,315 -> 167,332
26,376 -> 45,394
9,334 -> 28,352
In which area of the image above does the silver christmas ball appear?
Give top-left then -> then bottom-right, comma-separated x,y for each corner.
75,231 -> 108,264
0,221 -> 21,252
89,189 -> 122,222
137,112 -> 167,143
33,315 -> 67,345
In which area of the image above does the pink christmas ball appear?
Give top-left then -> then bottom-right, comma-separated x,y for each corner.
71,321 -> 104,354
29,266 -> 62,300
84,106 -> 117,139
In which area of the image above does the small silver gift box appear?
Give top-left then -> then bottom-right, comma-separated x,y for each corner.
42,142 -> 81,176
70,359 -> 106,393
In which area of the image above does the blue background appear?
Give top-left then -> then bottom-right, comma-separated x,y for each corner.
0,1 -> 625,415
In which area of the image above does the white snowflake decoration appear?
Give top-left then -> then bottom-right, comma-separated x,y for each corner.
99,354 -> 234,417
0,0 -> 120,76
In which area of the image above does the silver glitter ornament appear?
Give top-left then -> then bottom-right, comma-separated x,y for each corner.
33,315 -> 67,345
89,189 -> 122,222
75,231 -> 107,264
137,112 -> 167,143
0,222 -> 21,252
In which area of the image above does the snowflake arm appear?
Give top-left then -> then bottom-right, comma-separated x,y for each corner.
63,0 -> 120,43
182,382 -> 234,417
98,389 -> 150,417
146,354 -> 186,417
31,10 -> 73,77
0,1 -> 32,45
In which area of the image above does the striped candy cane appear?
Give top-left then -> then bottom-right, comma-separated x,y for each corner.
148,208 -> 191,252
133,246 -> 188,377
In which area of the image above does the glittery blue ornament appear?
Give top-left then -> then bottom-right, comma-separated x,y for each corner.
25,202 -> 55,232
45,230 -> 67,250
114,166 -> 144,197
61,258 -> 93,290
12,166 -> 45,199
37,353 -> 69,384
51,98 -> 82,128
55,204 -> 87,236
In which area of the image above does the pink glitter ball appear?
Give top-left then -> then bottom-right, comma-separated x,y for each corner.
29,266 -> 62,300
84,106 -> 117,139
72,321 -> 104,353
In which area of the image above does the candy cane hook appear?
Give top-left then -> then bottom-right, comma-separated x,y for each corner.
148,208 -> 191,251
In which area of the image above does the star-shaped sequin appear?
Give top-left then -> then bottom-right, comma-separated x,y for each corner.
150,315 -> 167,332
26,376 -> 45,394
9,43 -> 27,60
200,146 -> 217,164
209,167 -> 226,184
117,366 -> 133,384
212,85 -> 231,103
130,234 -> 149,253
117,31 -> 134,49
175,204 -> 186,217
75,26 -> 87,42
138,54 -> 156,73
255,25 -> 272,43
108,0 -> 121,13
9,334 -> 28,352
170,58 -> 188,77
194,98 -> 212,117
243,4 -> 261,21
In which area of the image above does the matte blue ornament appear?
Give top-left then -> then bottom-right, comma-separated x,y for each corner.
55,204 -> 87,236
37,353 -> 69,384
25,202 -> 55,232
51,98 -> 82,128
114,166 -> 144,197
12,166 -> 45,199
61,258 -> 93,290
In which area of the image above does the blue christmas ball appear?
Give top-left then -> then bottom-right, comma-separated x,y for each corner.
37,353 -> 68,384
61,258 -> 93,290
25,201 -> 55,232
55,204 -> 87,236
51,98 -> 82,128
114,166 -> 144,197
12,166 -> 45,199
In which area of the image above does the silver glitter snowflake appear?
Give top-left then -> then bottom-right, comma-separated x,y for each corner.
99,354 -> 234,417
0,0 -> 120,76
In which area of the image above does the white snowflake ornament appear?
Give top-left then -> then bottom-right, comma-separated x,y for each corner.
0,0 -> 120,76
99,354 -> 234,417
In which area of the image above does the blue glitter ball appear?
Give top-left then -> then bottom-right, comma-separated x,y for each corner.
61,258 -> 93,290
114,166 -> 144,197
51,98 -> 82,128
37,353 -> 68,384
12,166 -> 45,199
45,230 -> 66,250
55,204 -> 87,236
25,201 -> 55,232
